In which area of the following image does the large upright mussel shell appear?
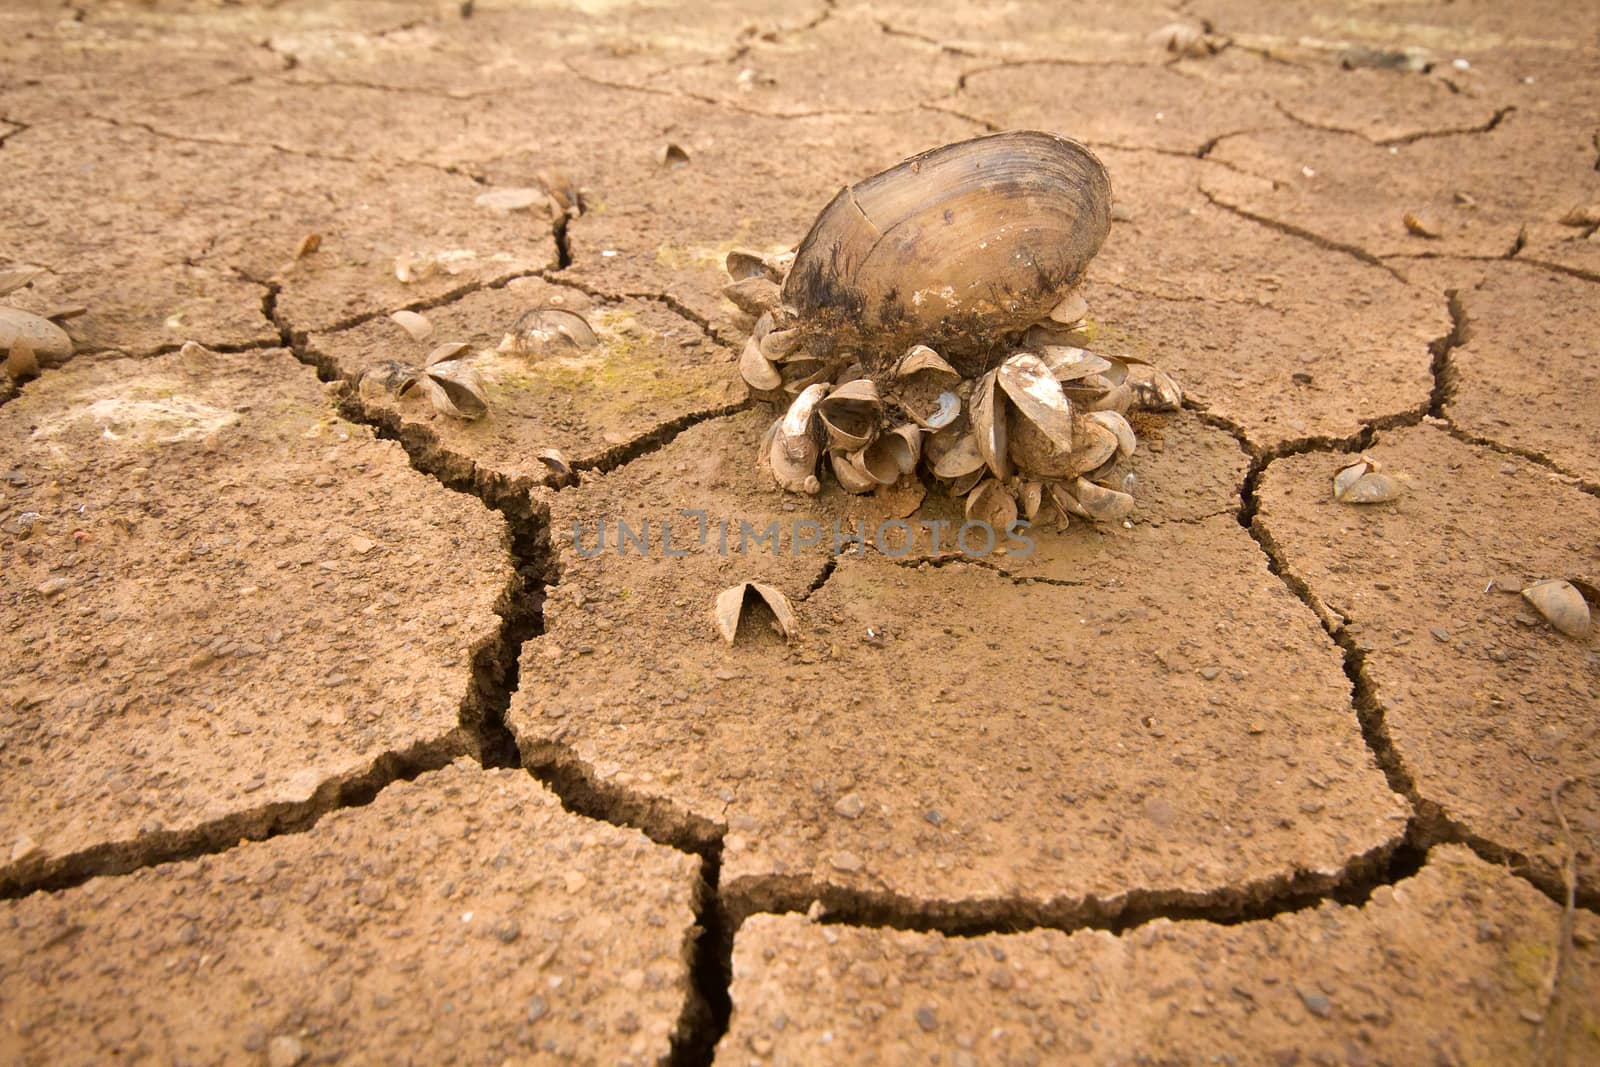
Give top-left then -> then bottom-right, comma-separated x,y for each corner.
782,130 -> 1112,378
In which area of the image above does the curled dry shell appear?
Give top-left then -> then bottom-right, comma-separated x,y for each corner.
0,266 -> 46,297
1333,457 -> 1400,504
44,304 -> 88,323
724,277 -> 782,318
360,360 -> 419,398
971,370 -> 1012,480
965,478 -> 1018,532
816,379 -> 881,451
759,328 -> 803,361
830,450 -> 880,494
422,360 -> 489,420
508,307 -> 598,355
1088,410 -> 1136,459
425,341 -> 471,367
769,383 -> 828,494
537,448 -> 571,476
896,344 -> 959,380
1019,480 -> 1044,522
1403,212 -> 1440,239
391,309 -> 433,341
6,340 -> 39,381
1128,362 -> 1183,411
294,233 -> 322,259
997,352 -> 1077,477
1087,381 -> 1133,414
726,249 -> 786,284
1071,418 -> 1120,473
0,306 -> 73,361
740,337 -> 782,391
657,143 -> 690,168
867,424 -> 921,477
538,168 -> 582,217
1521,579 -> 1591,638
715,581 -> 799,645
1072,477 -> 1135,523
949,467 -> 986,497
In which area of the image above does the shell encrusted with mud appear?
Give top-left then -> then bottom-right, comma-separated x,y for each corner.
728,130 -> 1182,528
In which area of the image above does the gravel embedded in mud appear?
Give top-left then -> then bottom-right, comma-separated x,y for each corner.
508,411 -> 1404,915
0,761 -> 700,1067
1256,422 -> 1600,895
0,346 -> 509,893
719,845 -> 1600,1065
310,276 -> 740,487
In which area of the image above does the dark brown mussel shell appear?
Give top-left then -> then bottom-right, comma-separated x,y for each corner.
781,130 -> 1112,378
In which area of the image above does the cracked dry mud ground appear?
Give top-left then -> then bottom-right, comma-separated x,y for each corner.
2,1 -> 1598,1064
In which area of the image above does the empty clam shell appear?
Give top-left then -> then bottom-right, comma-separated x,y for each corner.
422,360 -> 489,420
895,344 -> 959,381
724,276 -> 782,317
1019,480 -> 1044,522
0,306 -> 73,361
997,352 -> 1076,448
475,187 -> 550,214
1072,477 -> 1135,523
424,341 -> 471,367
830,450 -> 880,494
1047,290 -> 1089,325
1333,457 -> 1381,499
1024,321 -> 1096,349
965,478 -> 1019,533
740,336 -> 783,391
769,383 -> 828,494
926,427 -> 985,480
759,328 -> 803,361
657,143 -> 690,168
1070,418 -> 1119,473
1007,408 -> 1078,479
537,448 -> 571,476
1088,410 -> 1137,459
1334,459 -> 1400,504
1049,481 -> 1088,521
390,309 -> 433,341
1521,579 -> 1591,637
359,360 -> 418,398
726,249 -> 786,283
816,379 -> 881,451
921,391 -> 961,430
780,358 -> 832,395
509,307 -> 598,355
714,581 -> 799,645
1128,362 -> 1184,410
949,467 -> 987,497
971,370 -> 1013,480
1087,381 -> 1133,414
1036,345 -> 1112,382
866,424 -> 922,477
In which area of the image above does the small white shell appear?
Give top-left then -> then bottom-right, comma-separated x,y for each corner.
390,309 -> 433,341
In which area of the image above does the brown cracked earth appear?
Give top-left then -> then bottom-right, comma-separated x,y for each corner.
2,1 -> 1598,1064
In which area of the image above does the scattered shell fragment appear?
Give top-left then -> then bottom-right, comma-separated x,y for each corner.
1403,212 -> 1440,239
0,266 -> 45,298
0,306 -> 73,362
714,582 -> 798,644
43,304 -> 88,323
6,340 -> 39,381
293,233 -> 322,259
505,307 -> 597,355
656,143 -> 690,168
1071,477 -> 1135,522
1128,362 -> 1183,410
1149,20 -> 1218,58
537,168 -> 582,217
1333,456 -> 1401,504
1558,203 -> 1600,228
425,341 -> 471,367
1521,579 -> 1591,638
1047,290 -> 1088,325
537,448 -> 571,476
390,309 -> 433,341
726,249 -> 792,283
965,478 -> 1018,532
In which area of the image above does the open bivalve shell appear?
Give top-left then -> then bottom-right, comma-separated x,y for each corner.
768,383 -> 828,494
1333,456 -> 1401,504
816,379 -> 881,451
1521,578 -> 1592,638
714,581 -> 799,645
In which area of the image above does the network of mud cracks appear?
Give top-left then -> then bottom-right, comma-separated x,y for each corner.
2,0 -> 1599,1064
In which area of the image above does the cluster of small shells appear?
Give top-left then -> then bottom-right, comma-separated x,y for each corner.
729,251 -> 1182,530
1,266 -> 82,382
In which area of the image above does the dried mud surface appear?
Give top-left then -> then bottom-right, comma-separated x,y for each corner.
3,0 -> 1598,1062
